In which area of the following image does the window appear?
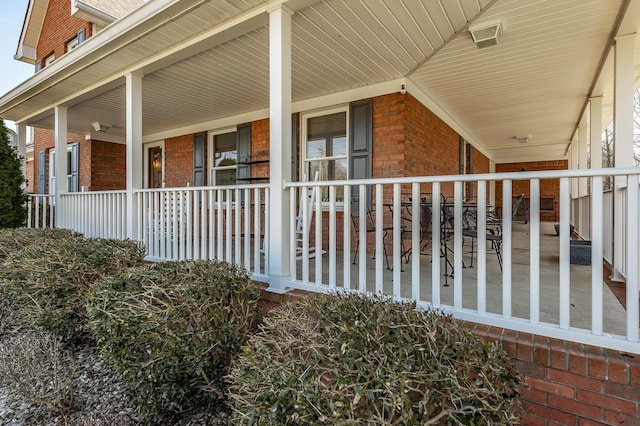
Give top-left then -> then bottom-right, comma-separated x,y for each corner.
49,143 -> 79,200
44,53 -> 55,67
302,108 -> 348,201
210,131 -> 237,186
144,141 -> 164,188
66,29 -> 86,53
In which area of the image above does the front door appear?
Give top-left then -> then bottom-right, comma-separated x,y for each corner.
148,146 -> 163,188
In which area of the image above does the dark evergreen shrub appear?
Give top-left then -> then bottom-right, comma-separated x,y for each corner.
0,119 -> 28,229
228,292 -> 521,425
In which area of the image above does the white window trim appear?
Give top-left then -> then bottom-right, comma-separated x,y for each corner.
144,140 -> 165,188
48,145 -> 76,202
44,53 -> 55,67
300,105 -> 349,208
207,126 -> 237,186
66,37 -> 79,52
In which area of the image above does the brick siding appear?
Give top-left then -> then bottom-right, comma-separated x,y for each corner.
164,134 -> 194,188
37,0 -> 92,70
496,160 -> 568,222
89,140 -> 126,190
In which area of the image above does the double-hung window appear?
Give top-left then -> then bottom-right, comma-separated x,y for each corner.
302,108 -> 348,202
209,130 -> 237,186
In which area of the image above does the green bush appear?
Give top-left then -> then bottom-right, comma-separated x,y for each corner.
0,237 -> 146,343
0,119 -> 28,229
228,293 -> 521,425
87,260 -> 261,418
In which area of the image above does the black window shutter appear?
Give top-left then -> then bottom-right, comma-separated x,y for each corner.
291,113 -> 298,182
69,143 -> 79,192
349,99 -> 373,208
38,150 -> 45,195
193,133 -> 206,186
236,123 -> 252,183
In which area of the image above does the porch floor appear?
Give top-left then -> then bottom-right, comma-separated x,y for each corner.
294,222 -> 627,336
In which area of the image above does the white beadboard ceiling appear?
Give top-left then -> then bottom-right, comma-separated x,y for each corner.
1,0 -> 638,164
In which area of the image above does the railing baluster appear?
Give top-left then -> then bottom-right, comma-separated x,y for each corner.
502,180 -> 512,319
591,177 -> 604,336
432,182 -> 441,306
254,188 -> 261,275
454,182 -> 463,309
530,179 -> 540,324
358,184 -> 366,291
411,183 -> 420,301
343,185 -> 351,290
315,185 -> 322,286
559,178 -> 571,329
329,185 -> 336,289
376,183 -> 384,295
225,189 -> 232,263
235,188 -> 241,265
244,189 -> 251,270
301,185 -> 309,284
392,183 -> 401,298
477,181 -> 487,314
626,176 -> 639,342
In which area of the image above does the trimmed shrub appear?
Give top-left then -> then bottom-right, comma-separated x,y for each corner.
0,331 -> 75,417
228,292 -> 521,425
0,227 -> 81,260
87,260 -> 262,418
0,237 -> 146,343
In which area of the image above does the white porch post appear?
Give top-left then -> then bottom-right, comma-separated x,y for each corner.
612,33 -> 635,281
578,117 -> 589,237
54,106 -> 68,228
125,72 -> 143,240
589,96 -> 603,170
267,5 -> 293,293
16,123 -> 27,183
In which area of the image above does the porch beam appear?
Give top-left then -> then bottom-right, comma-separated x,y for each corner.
125,72 -> 143,240
267,5 -> 293,293
54,106 -> 68,228
612,33 -> 636,281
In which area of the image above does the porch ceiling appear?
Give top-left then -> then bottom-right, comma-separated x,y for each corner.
1,0 -> 638,164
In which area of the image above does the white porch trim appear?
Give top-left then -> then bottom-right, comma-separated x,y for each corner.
612,33 -> 636,281
267,5 -> 293,293
126,72 -> 143,240
54,106 -> 68,228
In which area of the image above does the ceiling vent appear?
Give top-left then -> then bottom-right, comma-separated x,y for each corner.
514,135 -> 530,144
469,20 -> 503,48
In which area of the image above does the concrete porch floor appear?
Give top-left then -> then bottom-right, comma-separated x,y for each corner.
294,222 -> 628,336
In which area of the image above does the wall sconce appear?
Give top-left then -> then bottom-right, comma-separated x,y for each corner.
152,152 -> 162,170
92,121 -> 110,132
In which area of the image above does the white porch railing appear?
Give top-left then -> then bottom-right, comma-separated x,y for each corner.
285,168 -> 640,354
135,185 -> 269,280
27,194 -> 55,228
60,191 -> 127,239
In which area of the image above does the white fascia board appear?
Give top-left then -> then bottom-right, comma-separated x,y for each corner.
14,44 -> 37,64
71,0 -> 117,27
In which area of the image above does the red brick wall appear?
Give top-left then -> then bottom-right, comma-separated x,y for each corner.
37,0 -> 92,69
90,140 -> 125,190
496,160 -> 568,222
25,159 -> 34,193
164,134 -> 194,188
475,325 -> 640,425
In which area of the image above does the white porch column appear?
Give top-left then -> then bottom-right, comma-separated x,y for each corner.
589,96 -> 603,170
612,33 -> 636,281
267,5 -> 293,293
54,106 -> 68,228
125,72 -> 143,240
16,122 -> 27,182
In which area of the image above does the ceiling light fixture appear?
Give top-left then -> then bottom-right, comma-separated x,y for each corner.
514,135 -> 531,144
92,121 -> 110,132
469,20 -> 503,48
